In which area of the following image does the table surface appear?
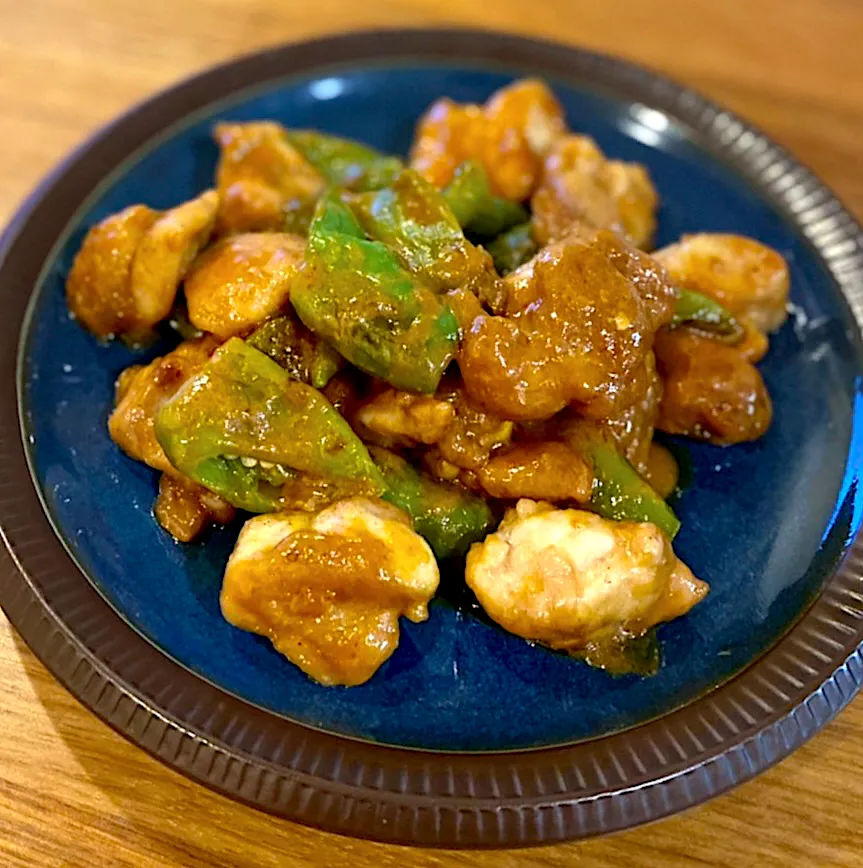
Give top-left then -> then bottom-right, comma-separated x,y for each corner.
2,0 -> 863,865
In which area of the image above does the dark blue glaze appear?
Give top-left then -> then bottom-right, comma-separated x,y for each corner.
21,65 -> 863,751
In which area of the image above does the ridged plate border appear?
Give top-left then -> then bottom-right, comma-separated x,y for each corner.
2,29 -> 863,848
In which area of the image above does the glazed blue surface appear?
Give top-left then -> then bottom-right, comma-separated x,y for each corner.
21,65 -> 863,751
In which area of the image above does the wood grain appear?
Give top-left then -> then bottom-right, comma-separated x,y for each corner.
1,1 -> 863,865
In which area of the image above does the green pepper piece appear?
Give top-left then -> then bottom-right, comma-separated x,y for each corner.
586,440 -> 681,539
370,446 -> 494,559
247,312 -> 342,388
486,222 -> 538,275
349,168 -> 497,292
565,422 -> 680,538
292,192 -> 460,394
671,287 -> 744,341
285,130 -> 403,192
155,338 -> 384,512
443,161 -> 528,237
578,629 -> 661,677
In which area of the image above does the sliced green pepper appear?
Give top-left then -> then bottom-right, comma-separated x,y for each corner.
285,130 -> 403,192
565,422 -> 680,539
155,338 -> 384,512
486,222 -> 538,275
443,161 -> 528,238
587,440 -> 680,539
349,168 -> 499,294
671,288 -> 744,341
247,312 -> 342,389
291,191 -> 460,394
578,629 -> 661,677
370,446 -> 494,559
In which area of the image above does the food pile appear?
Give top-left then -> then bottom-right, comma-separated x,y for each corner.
66,80 -> 789,685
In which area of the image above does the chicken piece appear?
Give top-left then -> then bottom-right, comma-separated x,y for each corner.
654,327 -> 772,444
153,473 -> 236,542
354,389 -> 456,448
605,161 -> 658,250
460,230 -> 676,422
129,189 -> 219,328
642,442 -> 679,500
465,499 -> 708,655
477,442 -> 594,502
184,233 -> 305,338
735,315 -> 769,363
433,384 -> 513,471
531,135 -> 658,248
108,336 -> 219,473
409,78 -> 566,200
654,234 -> 790,333
220,498 -> 440,686
214,121 -> 325,234
66,205 -> 159,338
66,191 -> 219,340
600,351 -> 662,473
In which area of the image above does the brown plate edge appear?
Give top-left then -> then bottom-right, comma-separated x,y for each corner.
1,28 -> 863,848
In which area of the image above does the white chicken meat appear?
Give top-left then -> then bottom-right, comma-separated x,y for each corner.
220,498 -> 440,686
184,232 -> 305,339
465,499 -> 707,653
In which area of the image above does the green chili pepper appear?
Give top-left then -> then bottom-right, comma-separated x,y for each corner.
587,440 -> 680,538
443,161 -> 528,237
578,629 -> 661,677
284,130 -> 403,191
370,446 -> 494,559
486,222 -> 538,275
349,168 -> 498,293
671,288 -> 743,341
291,191 -> 460,394
155,338 -> 384,512
565,422 -> 680,538
247,312 -> 342,389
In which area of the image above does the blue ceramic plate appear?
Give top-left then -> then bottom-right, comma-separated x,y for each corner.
2,30 -> 863,846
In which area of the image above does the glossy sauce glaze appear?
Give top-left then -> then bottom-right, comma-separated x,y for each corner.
64,75 -> 794,686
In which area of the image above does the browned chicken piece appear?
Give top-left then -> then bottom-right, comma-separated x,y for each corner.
220,498 -> 440,687
433,384 -> 513,471
66,205 -> 159,338
66,191 -> 219,340
459,230 -> 676,422
735,315 -> 769,363
410,78 -> 566,200
129,189 -> 219,328
654,233 -> 790,333
654,327 -> 773,444
354,389 -> 456,448
108,336 -> 219,474
531,134 -> 658,248
477,442 -> 594,502
421,449 -> 471,485
466,499 -> 708,655
184,233 -> 305,338
600,351 -> 662,473
214,121 -> 325,234
153,473 -> 236,543
642,442 -> 679,500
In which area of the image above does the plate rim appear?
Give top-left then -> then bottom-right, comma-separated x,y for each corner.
2,27 -> 863,848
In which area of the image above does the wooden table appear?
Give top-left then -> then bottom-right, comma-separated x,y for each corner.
2,1 -> 863,864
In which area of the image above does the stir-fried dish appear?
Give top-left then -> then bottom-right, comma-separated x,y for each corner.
65,79 -> 790,687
